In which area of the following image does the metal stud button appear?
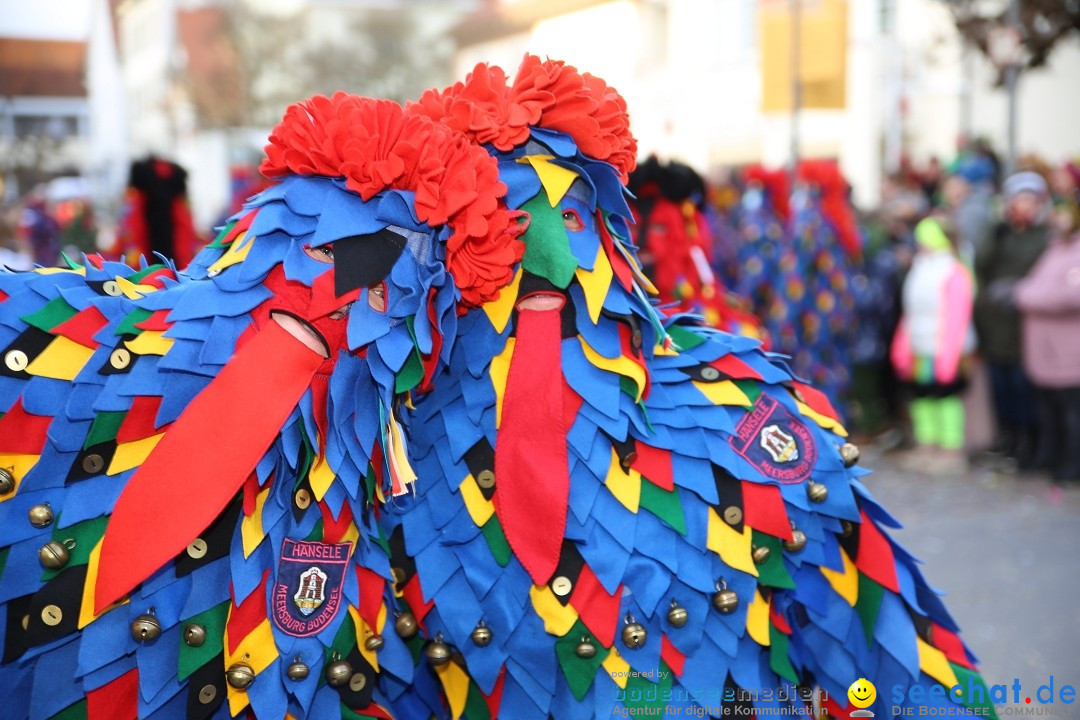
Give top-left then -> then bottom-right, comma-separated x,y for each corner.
295,488 -> 311,510
186,538 -> 208,559
700,366 -> 720,381
41,604 -> 63,626
722,506 -> 742,526
551,575 -> 573,597
198,684 -> 217,704
348,673 -> 367,692
82,453 -> 105,474
631,328 -> 643,350
102,280 -> 122,297
109,348 -> 131,370
475,470 -> 495,489
4,350 -> 29,372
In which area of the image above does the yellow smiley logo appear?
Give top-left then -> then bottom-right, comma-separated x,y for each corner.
848,678 -> 877,709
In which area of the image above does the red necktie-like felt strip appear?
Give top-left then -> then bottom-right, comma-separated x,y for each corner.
95,320 -> 325,612
494,305 -> 570,586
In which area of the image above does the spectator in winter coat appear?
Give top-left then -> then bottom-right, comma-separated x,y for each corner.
973,171 -> 1052,465
1014,229 -> 1080,481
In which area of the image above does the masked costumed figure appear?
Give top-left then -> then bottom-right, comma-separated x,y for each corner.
115,157 -> 202,270
628,157 -> 766,344
0,97 -> 525,719
383,57 -> 993,719
784,161 -> 860,414
734,167 -> 796,357
0,62 -> 992,720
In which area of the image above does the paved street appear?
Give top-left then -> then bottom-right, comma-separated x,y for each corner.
860,448 -> 1080,705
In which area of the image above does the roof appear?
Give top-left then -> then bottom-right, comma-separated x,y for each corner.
452,0 -> 613,45
176,7 -> 247,127
0,37 -> 87,97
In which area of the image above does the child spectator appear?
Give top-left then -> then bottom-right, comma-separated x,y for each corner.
1014,228 -> 1080,481
891,216 -> 975,474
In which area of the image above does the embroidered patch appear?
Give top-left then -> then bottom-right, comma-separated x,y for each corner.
729,395 -> 817,483
272,539 -> 353,637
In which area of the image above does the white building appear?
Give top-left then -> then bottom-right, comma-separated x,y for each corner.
0,0 -> 93,202
451,0 -> 1080,208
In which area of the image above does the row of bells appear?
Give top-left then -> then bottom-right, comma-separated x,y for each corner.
0,444 -> 858,500
13,442 -> 861,673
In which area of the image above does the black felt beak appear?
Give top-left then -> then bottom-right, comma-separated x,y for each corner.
333,228 -> 408,297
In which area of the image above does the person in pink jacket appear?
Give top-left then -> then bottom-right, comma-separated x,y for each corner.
1014,229 -> 1080,481
891,216 -> 975,474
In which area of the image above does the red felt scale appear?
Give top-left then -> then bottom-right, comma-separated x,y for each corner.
95,321 -> 325,612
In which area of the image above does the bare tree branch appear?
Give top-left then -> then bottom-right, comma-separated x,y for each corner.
939,0 -> 1080,83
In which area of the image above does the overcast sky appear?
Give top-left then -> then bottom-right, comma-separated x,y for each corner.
0,0 -> 92,41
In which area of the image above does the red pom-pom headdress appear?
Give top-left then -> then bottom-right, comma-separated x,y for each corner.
742,165 -> 791,222
409,55 -> 638,182
797,159 -> 861,258
259,93 -> 524,308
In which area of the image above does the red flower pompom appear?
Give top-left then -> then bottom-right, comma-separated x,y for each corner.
260,93 -> 523,307
408,55 -> 638,182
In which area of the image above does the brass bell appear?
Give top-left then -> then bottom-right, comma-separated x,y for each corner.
470,621 -> 493,647
394,611 -> 418,639
806,481 -> 828,503
712,581 -> 738,614
183,623 -> 206,647
39,539 -> 74,570
621,615 -> 647,649
286,657 -> 309,681
0,468 -> 14,495
363,633 -> 385,651
28,504 -> 53,528
752,545 -> 771,565
130,613 -> 162,643
667,600 -> 688,628
575,636 -> 597,659
425,634 -> 452,666
783,528 -> 807,553
226,662 -> 255,690
841,520 -> 854,538
840,442 -> 860,467
325,655 -> 353,687
619,450 -> 638,470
